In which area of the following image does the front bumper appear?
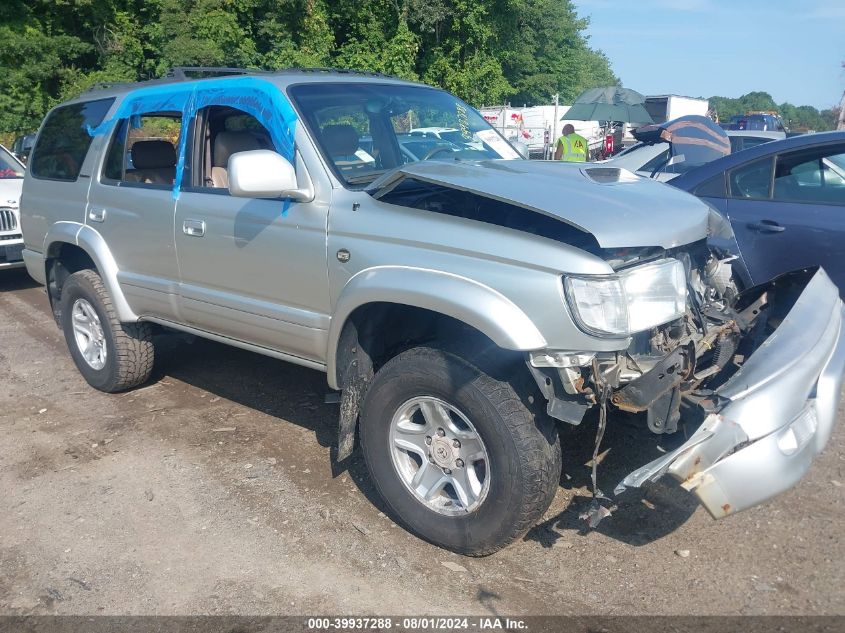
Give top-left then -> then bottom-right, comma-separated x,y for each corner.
617,268 -> 845,518
0,238 -> 25,270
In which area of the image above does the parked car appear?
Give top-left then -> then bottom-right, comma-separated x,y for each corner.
20,69 -> 845,555
728,112 -> 787,133
670,131 -> 845,296
603,116 -> 779,180
11,133 -> 36,163
0,144 -> 26,271
727,130 -> 786,152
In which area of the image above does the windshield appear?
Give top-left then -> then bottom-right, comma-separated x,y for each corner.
289,83 -> 520,186
0,145 -> 24,178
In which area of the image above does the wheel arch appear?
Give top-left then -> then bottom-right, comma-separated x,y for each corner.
43,222 -> 138,323
326,266 -> 546,390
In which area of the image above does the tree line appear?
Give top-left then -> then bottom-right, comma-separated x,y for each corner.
709,91 -> 838,132
0,0 -> 616,141
0,1 -> 836,144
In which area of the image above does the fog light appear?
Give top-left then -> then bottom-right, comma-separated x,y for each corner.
530,351 -> 595,368
776,404 -> 818,456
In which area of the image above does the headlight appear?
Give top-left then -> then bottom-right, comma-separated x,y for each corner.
564,259 -> 687,336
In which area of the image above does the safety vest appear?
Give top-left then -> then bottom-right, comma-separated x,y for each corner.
557,133 -> 588,162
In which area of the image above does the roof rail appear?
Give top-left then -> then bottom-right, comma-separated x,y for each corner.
167,66 -> 269,79
79,66 -> 409,97
272,67 -> 393,78
87,80 -> 137,92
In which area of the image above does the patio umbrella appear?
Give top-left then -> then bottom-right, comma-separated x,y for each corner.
562,87 -> 654,124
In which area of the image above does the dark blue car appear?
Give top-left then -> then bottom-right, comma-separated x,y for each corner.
670,131 -> 845,296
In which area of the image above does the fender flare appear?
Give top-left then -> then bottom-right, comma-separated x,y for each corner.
43,222 -> 139,322
326,266 -> 546,389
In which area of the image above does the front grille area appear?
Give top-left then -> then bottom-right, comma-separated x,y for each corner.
0,208 -> 18,232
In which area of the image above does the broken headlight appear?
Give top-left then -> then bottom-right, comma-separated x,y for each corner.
564,259 -> 687,337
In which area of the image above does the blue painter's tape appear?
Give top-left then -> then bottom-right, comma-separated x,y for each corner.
88,77 -> 298,209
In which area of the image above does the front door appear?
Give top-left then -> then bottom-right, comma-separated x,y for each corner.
174,105 -> 331,363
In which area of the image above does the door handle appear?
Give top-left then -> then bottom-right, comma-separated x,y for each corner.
88,208 -> 107,223
748,220 -> 785,233
182,219 -> 206,237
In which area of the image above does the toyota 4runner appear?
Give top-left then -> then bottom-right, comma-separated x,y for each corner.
20,68 -> 845,555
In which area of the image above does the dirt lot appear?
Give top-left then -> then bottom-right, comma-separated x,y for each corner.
1,268 -> 843,616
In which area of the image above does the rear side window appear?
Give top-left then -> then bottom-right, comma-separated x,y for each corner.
30,98 -> 114,182
102,113 -> 182,187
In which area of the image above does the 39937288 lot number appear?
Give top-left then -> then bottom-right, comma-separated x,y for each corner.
306,617 -> 476,630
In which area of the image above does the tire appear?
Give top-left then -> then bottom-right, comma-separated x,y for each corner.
360,346 -> 561,555
60,269 -> 154,393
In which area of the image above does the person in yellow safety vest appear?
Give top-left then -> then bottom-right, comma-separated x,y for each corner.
554,123 -> 588,162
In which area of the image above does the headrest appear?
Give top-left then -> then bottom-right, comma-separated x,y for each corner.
214,131 -> 261,167
131,140 -> 176,170
321,124 -> 359,156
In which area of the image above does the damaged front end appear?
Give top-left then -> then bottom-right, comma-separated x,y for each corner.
616,266 -> 845,518
532,245 -> 845,520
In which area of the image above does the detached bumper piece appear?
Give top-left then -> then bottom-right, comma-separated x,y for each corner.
617,268 -> 845,518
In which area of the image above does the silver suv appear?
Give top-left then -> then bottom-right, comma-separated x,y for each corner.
20,69 -> 845,555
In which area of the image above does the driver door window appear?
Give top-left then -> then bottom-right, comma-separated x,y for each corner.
772,145 -> 845,205
192,106 -> 276,191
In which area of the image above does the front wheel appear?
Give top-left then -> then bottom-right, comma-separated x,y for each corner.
60,269 -> 154,393
360,347 -> 561,555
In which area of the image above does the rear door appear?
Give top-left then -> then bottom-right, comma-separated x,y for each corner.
86,112 -> 182,320
726,143 -> 845,292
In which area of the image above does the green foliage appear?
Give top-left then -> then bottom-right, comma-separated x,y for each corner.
709,91 -> 836,132
0,0 -> 611,140
1,0 -> 838,145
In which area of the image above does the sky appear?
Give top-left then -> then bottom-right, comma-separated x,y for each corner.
573,0 -> 845,110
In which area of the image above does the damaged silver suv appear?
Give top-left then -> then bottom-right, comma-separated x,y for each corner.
20,68 -> 845,555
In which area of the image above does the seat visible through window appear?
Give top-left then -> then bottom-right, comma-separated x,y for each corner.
127,140 -> 177,185
211,131 -> 261,188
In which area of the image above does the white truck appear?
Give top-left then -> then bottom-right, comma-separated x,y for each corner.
479,105 -> 603,159
643,95 -> 709,125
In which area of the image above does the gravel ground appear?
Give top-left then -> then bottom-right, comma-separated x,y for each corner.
1,268 -> 843,616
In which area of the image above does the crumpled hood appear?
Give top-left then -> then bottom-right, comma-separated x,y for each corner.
369,160 -> 710,249
0,178 -> 23,207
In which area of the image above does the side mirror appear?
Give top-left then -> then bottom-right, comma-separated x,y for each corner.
512,141 -> 530,159
228,150 -> 312,201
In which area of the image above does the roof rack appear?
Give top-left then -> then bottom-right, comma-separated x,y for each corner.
271,67 -> 392,78
87,80 -> 137,92
80,65 -> 408,96
167,66 -> 270,79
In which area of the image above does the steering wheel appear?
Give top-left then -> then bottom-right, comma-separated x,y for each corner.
421,146 -> 456,161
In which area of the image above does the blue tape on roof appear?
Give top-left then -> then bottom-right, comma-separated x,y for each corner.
88,77 -> 298,206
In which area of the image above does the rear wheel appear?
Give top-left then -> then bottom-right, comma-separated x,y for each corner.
60,269 -> 154,392
360,346 -> 561,555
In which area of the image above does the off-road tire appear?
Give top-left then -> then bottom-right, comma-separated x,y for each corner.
60,269 -> 154,393
360,346 -> 561,555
